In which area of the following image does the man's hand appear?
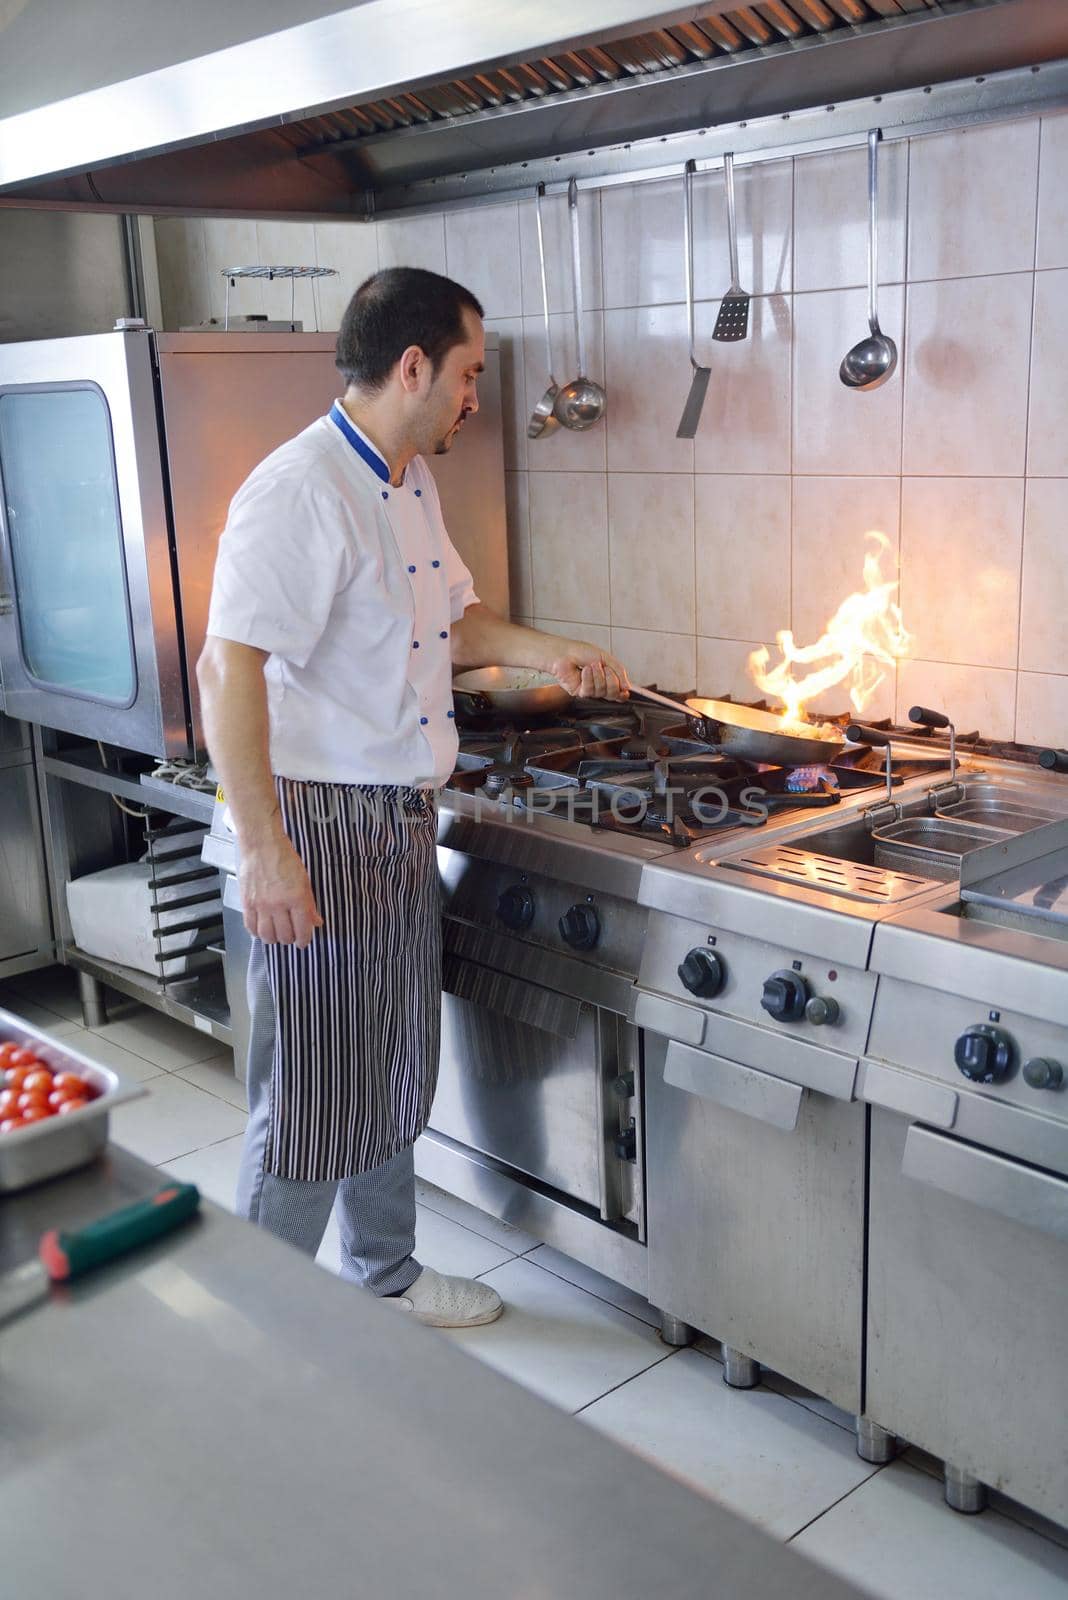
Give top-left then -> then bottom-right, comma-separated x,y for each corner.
449,605 -> 631,701
548,640 -> 630,701
239,835 -> 324,948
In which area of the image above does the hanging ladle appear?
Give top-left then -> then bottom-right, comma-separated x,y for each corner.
553,178 -> 607,431
840,128 -> 898,391
527,183 -> 560,440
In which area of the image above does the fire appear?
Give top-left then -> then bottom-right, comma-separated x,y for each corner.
749,531 -> 911,731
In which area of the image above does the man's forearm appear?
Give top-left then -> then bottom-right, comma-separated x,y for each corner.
196,638 -> 285,849
450,604 -> 585,672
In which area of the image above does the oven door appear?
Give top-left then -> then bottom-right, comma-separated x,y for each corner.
641,1007 -> 865,1413
0,330 -> 187,756
432,952 -> 641,1229
867,1110 -> 1068,1526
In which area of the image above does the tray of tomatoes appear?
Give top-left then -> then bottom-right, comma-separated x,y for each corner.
0,1007 -> 145,1192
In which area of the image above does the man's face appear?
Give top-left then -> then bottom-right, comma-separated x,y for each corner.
423,308 -> 484,456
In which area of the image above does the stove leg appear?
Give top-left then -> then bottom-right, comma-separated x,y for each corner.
722,1346 -> 760,1389
77,970 -> 107,1030
944,1464 -> 987,1515
856,1418 -> 896,1464
659,1312 -> 696,1347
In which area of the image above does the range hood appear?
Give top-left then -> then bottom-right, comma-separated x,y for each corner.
2,0 -> 1067,218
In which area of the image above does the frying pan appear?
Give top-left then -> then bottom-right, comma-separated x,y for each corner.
630,685 -> 850,766
452,666 -> 571,717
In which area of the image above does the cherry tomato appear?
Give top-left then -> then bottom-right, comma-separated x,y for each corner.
22,1068 -> 54,1093
0,1088 -> 21,1116
3,1065 -> 31,1092
57,1098 -> 89,1115
19,1106 -> 51,1125
17,1089 -> 50,1114
7,1047 -> 41,1069
0,1115 -> 24,1134
52,1072 -> 89,1097
0,1040 -> 20,1064
48,1084 -> 89,1109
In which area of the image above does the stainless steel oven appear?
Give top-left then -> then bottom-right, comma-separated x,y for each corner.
435,939 -> 643,1227
0,329 -> 185,755
412,802 -> 661,1293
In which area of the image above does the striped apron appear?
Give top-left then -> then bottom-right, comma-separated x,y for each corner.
261,776 -> 441,1183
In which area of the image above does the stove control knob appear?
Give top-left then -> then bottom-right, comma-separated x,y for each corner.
1023,1057 -> 1063,1091
560,903 -> 600,951
805,995 -> 841,1027
497,885 -> 535,931
954,1024 -> 1016,1084
761,970 -> 809,1023
678,948 -> 725,999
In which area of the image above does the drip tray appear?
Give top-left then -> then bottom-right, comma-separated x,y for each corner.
725,842 -> 938,904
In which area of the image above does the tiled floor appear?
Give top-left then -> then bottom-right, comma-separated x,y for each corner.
4,964 -> 1068,1600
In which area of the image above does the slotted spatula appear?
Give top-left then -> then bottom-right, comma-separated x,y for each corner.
676,159 -> 710,440
712,152 -> 750,342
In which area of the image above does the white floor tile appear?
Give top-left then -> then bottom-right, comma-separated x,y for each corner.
413,1174 -> 540,1254
2,965 -> 83,1021
0,996 -> 83,1037
111,1073 -> 247,1165
89,1006 -> 221,1071
581,1347 -> 878,1539
176,1052 -> 247,1111
315,1201 -> 518,1280
163,1134 -> 245,1211
793,1460 -> 1068,1600
52,1025 -> 170,1084
525,1244 -> 660,1329
441,1255 -> 670,1413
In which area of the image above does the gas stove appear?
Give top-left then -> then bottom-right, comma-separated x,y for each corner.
444,696 -> 952,847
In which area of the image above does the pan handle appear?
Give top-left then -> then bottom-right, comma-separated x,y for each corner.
845,722 -> 891,748
908,705 -> 949,731
452,688 -> 493,714
762,788 -> 840,811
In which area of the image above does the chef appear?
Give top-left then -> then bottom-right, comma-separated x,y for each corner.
197,267 -> 629,1328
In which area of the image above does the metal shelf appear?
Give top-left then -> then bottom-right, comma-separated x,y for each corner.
64,946 -> 233,1048
42,749 -> 215,826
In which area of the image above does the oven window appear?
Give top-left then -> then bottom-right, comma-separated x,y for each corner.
0,386 -> 136,704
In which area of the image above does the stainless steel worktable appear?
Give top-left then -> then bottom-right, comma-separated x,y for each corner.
0,1148 -> 863,1600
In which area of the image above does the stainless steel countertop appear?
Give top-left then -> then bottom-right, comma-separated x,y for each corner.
0,1148 -> 864,1600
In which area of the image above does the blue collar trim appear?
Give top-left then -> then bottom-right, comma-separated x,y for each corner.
329,402 -> 391,484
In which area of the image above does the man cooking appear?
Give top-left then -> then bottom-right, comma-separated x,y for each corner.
197,267 -> 629,1329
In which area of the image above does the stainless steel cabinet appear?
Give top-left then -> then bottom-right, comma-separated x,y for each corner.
866,1108 -> 1068,1527
0,717 -> 52,969
645,1029 -> 865,1414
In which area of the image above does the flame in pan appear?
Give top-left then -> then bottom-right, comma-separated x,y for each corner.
749,531 -> 911,732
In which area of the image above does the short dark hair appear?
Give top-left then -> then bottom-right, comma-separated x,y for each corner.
335,267 -> 484,390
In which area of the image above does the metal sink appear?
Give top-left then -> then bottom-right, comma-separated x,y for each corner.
718,772 -> 1068,906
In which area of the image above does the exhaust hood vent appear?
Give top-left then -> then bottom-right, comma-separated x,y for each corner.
1,0 -> 1066,216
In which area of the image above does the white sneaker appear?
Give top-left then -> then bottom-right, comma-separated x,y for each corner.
385,1265 -> 503,1328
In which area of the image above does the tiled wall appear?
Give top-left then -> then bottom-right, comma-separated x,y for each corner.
154,110 -> 1068,746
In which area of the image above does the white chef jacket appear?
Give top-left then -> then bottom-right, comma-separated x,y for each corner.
206,403 -> 478,787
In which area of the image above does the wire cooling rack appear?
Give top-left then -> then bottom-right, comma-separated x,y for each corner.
220,265 -> 338,329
